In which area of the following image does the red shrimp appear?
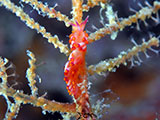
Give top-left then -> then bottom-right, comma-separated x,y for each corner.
64,17 -> 95,119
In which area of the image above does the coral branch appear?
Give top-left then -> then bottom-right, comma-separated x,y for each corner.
0,0 -> 70,56
0,54 -> 77,119
71,0 -> 83,24
88,37 -> 159,75
26,50 -> 38,96
0,57 -> 9,86
0,84 -> 76,114
0,57 -> 21,120
20,0 -> 72,27
88,1 -> 160,43
82,0 -> 108,12
4,102 -> 21,120
0,0 -> 160,119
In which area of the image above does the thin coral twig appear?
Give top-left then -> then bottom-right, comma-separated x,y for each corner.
0,0 -> 70,56
82,0 -> 108,12
0,57 -> 9,86
71,0 -> 83,24
0,56 -> 76,115
26,50 -> 38,97
0,57 -> 21,120
88,1 -> 160,43
20,0 -> 72,27
4,102 -> 21,120
0,84 -> 76,113
88,37 -> 159,75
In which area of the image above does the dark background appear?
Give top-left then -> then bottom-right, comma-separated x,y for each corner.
0,0 -> 160,120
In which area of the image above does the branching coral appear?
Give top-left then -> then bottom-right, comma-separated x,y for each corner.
0,0 -> 160,120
